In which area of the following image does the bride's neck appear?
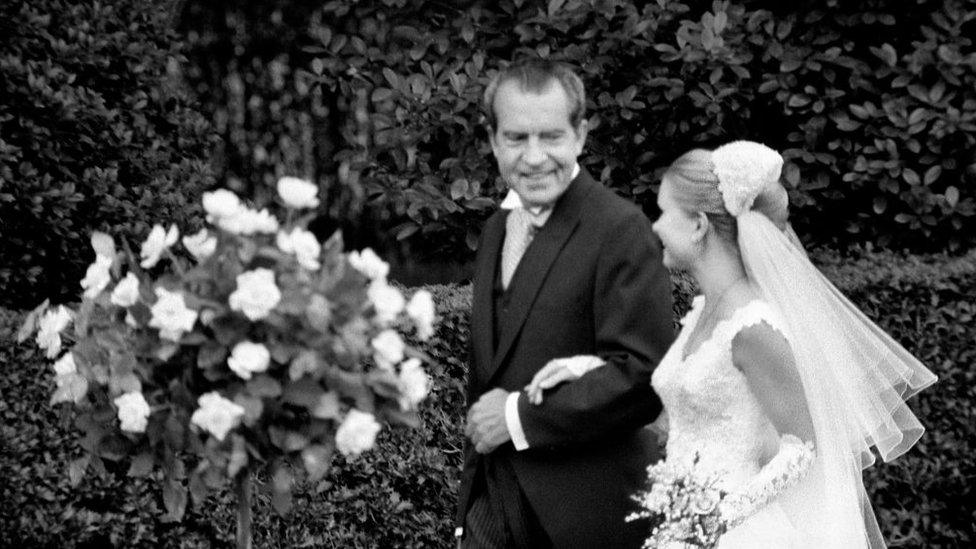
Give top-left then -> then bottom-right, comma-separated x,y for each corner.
691,240 -> 748,300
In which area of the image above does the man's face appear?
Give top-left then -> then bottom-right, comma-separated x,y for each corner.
489,80 -> 587,208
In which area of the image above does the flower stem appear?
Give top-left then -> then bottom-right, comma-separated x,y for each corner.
235,468 -> 253,549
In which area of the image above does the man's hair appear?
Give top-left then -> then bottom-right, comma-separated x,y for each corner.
482,58 -> 587,132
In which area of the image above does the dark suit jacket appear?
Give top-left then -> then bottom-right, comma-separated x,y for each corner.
456,169 -> 675,548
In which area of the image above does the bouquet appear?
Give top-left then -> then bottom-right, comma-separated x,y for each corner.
627,435 -> 816,549
18,176 -> 437,547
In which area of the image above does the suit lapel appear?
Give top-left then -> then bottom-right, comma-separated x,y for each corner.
485,170 -> 597,382
471,212 -> 506,386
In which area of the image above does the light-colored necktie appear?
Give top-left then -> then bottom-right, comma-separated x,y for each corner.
501,208 -> 539,289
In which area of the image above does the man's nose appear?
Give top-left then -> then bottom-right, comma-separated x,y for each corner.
522,137 -> 546,165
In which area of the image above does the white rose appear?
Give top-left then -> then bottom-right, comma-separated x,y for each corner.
190,391 -> 246,441
216,207 -> 279,235
276,227 -> 321,270
227,340 -> 271,380
367,280 -> 405,325
90,231 -> 116,261
114,391 -> 151,433
406,290 -> 436,341
371,329 -> 405,370
335,409 -> 381,457
37,306 -> 72,359
248,208 -> 280,234
110,272 -> 141,307
347,248 -> 390,280
139,224 -> 179,269
276,176 -> 320,209
80,255 -> 113,300
202,189 -> 243,221
182,228 -> 217,261
148,287 -> 198,341
52,352 -> 77,377
397,358 -> 430,410
228,268 -> 281,321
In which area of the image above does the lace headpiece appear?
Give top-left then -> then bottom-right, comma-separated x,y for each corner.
711,141 -> 784,217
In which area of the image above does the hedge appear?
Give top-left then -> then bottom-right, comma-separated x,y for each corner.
1,248 -> 973,547
175,0 -> 976,264
0,0 -> 216,309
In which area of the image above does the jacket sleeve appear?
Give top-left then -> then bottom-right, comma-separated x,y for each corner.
515,212 -> 674,448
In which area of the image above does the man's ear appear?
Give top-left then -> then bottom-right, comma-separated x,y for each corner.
574,119 -> 588,153
487,125 -> 499,152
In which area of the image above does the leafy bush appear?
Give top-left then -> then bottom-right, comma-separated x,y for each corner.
176,0 -> 976,266
2,252 -> 973,547
0,0 -> 216,309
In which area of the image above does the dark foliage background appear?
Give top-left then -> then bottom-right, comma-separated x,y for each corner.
2,250 -> 973,548
175,0 -> 976,269
0,0 -> 216,310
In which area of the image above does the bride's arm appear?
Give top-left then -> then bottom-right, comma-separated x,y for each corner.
731,322 -> 816,460
523,355 -> 606,405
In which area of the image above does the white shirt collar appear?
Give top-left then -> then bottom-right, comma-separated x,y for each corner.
500,163 -> 581,212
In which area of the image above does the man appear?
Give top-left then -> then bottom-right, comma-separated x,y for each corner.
456,59 -> 674,548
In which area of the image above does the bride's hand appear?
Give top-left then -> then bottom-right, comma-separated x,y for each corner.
524,355 -> 605,405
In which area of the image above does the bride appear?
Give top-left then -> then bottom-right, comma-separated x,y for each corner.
524,141 -> 937,548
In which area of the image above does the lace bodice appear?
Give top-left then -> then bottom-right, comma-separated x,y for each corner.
651,296 -> 791,490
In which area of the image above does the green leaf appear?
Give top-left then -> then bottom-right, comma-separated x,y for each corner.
247,375 -> 283,398
235,394 -> 264,426
301,444 -> 333,481
227,434 -> 248,478
547,0 -> 566,17
16,298 -> 49,343
382,406 -> 422,429
270,466 -> 294,515
282,378 -> 325,408
371,87 -> 394,102
382,67 -> 400,88
788,94 -> 811,108
68,455 -> 91,487
96,434 -> 131,461
873,197 -> 887,214
312,391 -> 341,419
923,165 -> 942,185
128,452 -> 155,477
161,478 -> 188,522
155,342 -> 180,362
51,374 -> 89,405
945,186 -> 960,208
450,178 -> 469,200
902,168 -> 921,186
197,342 -> 227,369
289,350 -> 321,381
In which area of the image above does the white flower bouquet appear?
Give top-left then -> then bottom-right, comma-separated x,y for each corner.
628,435 -> 816,549
626,457 -> 732,549
18,176 -> 437,546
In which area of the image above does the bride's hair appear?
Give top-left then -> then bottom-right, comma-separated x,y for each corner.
662,148 -> 790,244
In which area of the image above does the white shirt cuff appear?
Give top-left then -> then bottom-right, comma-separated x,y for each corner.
505,391 -> 529,451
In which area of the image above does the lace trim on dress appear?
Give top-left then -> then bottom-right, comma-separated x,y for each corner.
679,297 -> 792,363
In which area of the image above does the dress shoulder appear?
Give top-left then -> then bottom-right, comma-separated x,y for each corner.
720,300 -> 792,346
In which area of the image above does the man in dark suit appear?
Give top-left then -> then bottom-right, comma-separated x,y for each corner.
455,59 -> 675,548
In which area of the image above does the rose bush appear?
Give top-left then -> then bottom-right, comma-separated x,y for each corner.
17,176 -> 437,546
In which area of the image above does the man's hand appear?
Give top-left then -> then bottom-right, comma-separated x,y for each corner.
465,388 -> 512,454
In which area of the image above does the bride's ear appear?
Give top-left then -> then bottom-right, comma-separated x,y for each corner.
692,211 -> 710,244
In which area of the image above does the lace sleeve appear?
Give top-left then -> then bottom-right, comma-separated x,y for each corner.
725,300 -> 792,346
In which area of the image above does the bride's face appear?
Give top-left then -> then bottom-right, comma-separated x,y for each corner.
652,179 -> 701,271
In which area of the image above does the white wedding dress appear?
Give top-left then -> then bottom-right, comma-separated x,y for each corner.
651,295 -> 807,548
